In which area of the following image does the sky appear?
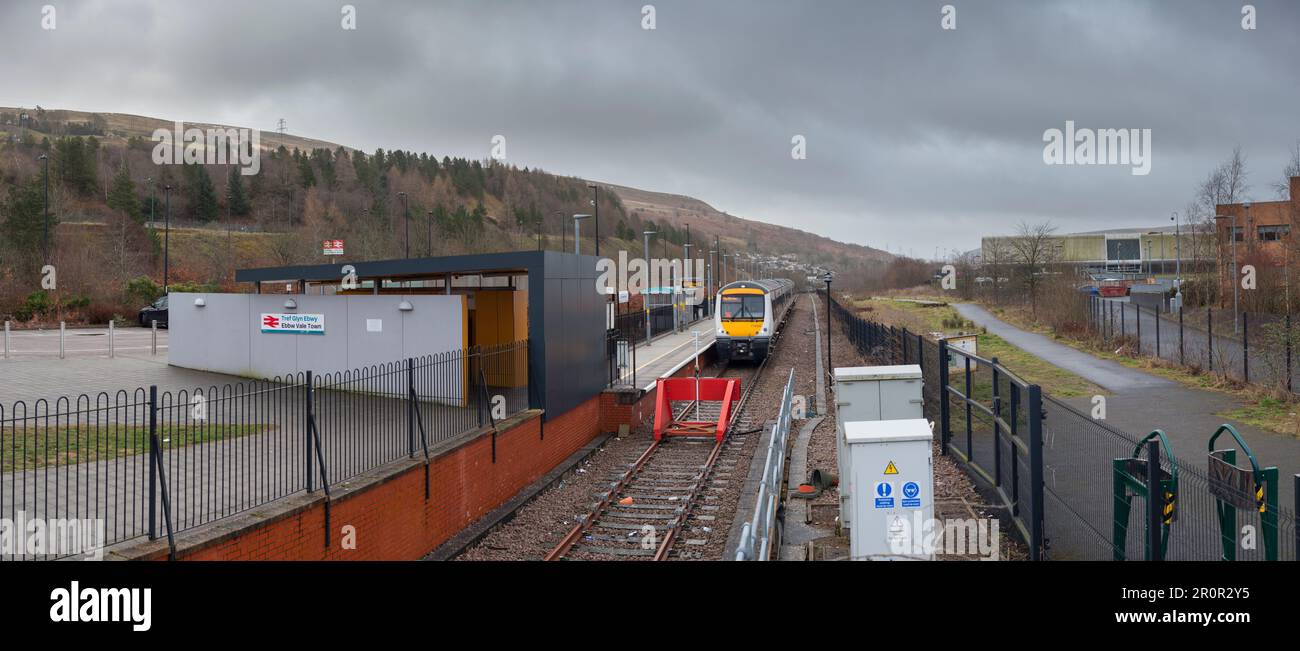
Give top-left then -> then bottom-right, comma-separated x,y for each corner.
1,0 -> 1298,258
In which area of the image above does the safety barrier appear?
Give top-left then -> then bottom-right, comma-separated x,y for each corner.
735,367 -> 795,560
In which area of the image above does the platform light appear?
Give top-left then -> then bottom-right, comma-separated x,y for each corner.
398,300 -> 414,312
194,298 -> 206,307
284,298 -> 298,310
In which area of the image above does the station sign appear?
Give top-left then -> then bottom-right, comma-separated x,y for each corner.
261,313 -> 326,335
322,239 -> 344,255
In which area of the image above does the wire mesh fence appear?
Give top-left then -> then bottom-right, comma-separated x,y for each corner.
829,293 -> 1298,561
1,341 -> 530,560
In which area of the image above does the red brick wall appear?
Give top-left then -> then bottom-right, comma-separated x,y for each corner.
138,395 -> 602,561
598,345 -> 716,434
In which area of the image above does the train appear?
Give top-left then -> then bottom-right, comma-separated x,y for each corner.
713,278 -> 795,362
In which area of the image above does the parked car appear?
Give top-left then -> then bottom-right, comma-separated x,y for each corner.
138,296 -> 168,328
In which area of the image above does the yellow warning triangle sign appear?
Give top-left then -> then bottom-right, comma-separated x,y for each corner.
884,461 -> 899,475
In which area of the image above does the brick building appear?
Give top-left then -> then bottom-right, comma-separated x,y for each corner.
1214,176 -> 1300,302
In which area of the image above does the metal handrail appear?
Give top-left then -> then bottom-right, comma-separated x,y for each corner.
735,367 -> 796,560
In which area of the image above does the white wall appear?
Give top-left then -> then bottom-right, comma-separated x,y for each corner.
168,293 -> 466,381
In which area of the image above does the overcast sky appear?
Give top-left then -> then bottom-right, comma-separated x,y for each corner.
2,0 -> 1298,257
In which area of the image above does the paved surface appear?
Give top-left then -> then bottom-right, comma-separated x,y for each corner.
632,318 -> 716,391
952,303 -> 1170,391
2,326 -> 167,359
0,354 -> 230,406
952,302 -> 1299,559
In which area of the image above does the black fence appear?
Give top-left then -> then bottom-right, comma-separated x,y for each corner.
1089,295 -> 1300,391
612,304 -> 680,345
606,329 -> 637,389
1,341 -> 529,560
829,294 -> 1298,561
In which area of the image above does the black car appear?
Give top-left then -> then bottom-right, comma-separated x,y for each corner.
138,295 -> 169,328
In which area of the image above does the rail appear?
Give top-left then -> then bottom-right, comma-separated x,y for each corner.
735,367 -> 795,560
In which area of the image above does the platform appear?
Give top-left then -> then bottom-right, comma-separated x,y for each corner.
633,319 -> 715,392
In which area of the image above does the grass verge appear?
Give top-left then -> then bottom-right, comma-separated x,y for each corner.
850,297 -> 1106,398
1,423 -> 273,472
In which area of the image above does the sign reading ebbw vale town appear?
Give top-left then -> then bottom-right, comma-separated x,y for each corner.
261,313 -> 326,335
322,240 -> 344,255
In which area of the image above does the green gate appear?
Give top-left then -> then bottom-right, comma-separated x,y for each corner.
1208,424 -> 1279,561
1112,430 -> 1178,561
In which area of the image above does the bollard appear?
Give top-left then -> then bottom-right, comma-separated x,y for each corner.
109,320 -> 115,358
60,321 -> 66,359
152,320 -> 158,356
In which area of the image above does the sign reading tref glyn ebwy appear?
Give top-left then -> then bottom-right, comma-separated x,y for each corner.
323,239 -> 344,255
261,313 -> 326,335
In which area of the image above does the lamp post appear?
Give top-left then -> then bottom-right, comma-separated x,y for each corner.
1172,211 -> 1181,292
1233,206 -> 1245,333
643,230 -> 657,342
557,211 -> 566,253
588,184 -> 600,257
163,184 -> 172,291
427,210 -> 434,256
822,271 -> 833,383
398,192 -> 409,259
573,214 -> 591,255
39,153 -> 49,264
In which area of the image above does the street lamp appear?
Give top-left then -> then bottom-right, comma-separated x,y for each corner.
588,184 -> 600,257
398,192 -> 409,259
643,230 -> 657,342
822,270 -> 833,382
557,211 -> 566,253
573,214 -> 591,255
163,185 -> 173,291
38,153 -> 49,264
427,210 -> 434,256
1172,211 -> 1181,300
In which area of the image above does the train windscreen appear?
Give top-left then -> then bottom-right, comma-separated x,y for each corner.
720,294 -> 765,320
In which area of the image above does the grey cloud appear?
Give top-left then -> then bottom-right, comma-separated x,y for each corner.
1,0 -> 1297,256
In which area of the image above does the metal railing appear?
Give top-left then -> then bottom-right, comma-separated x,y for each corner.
829,294 -> 1300,561
606,329 -> 637,389
1,340 -> 529,560
735,367 -> 796,560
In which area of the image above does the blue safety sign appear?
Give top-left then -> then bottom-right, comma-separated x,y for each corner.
902,481 -> 921,508
874,481 -> 894,508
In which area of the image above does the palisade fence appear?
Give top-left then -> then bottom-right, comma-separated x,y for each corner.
827,293 -> 1298,561
0,340 -> 530,561
1087,294 -> 1300,392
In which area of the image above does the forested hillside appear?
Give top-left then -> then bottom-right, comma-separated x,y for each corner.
0,107 -> 901,324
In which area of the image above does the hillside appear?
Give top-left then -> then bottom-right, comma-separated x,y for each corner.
0,106 -> 897,323
606,183 -> 892,269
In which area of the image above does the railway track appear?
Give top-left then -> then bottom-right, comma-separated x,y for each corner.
544,309 -> 793,561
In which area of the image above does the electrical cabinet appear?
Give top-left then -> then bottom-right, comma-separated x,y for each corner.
833,365 -> 923,528
845,418 -> 934,560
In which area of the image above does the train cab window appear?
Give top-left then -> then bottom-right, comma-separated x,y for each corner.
721,294 -> 765,320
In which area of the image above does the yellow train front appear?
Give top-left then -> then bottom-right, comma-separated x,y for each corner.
713,279 -> 794,362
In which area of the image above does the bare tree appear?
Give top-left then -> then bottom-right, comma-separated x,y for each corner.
1274,138 -> 1300,199
1008,221 -> 1061,317
1193,147 -> 1251,305
980,236 -> 1013,304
